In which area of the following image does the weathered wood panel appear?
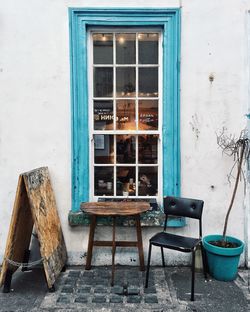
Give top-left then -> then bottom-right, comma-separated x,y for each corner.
0,167 -> 67,289
0,175 -> 34,286
81,201 -> 150,216
22,167 -> 67,288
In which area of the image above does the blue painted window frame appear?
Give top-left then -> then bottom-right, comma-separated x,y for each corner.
69,8 -> 181,223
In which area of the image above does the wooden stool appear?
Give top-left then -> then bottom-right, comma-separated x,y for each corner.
81,201 -> 150,286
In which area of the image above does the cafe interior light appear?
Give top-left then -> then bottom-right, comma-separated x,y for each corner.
118,36 -> 125,44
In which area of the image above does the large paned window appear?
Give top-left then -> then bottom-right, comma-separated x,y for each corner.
69,8 -> 181,225
89,31 -> 161,200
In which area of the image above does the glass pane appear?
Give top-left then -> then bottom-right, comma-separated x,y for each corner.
116,135 -> 135,164
116,67 -> 135,97
117,167 -> 136,196
93,33 -> 113,64
94,167 -> 114,196
139,68 -> 158,97
138,135 -> 158,164
138,167 -> 158,196
139,100 -> 158,130
116,33 -> 136,64
116,100 -> 136,130
94,100 -> 113,130
94,68 -> 113,97
94,135 -> 114,164
138,33 -> 158,64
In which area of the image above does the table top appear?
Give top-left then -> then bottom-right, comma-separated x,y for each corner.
81,201 -> 150,216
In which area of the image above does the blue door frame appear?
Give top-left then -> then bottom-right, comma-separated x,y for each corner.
69,8 -> 181,226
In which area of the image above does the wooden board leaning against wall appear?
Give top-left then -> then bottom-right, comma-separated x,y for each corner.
0,167 -> 67,291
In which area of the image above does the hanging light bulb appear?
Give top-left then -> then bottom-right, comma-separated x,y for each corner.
119,36 -> 125,44
102,34 -> 106,41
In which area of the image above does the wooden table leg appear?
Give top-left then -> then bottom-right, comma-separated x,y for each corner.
135,214 -> 145,271
85,215 -> 97,270
111,216 -> 116,286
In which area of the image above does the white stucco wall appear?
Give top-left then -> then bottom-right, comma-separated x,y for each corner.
0,0 -> 249,267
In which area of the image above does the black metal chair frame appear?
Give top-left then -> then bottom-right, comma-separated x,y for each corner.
145,196 -> 207,301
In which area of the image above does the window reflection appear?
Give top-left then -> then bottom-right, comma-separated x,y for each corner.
139,135 -> 158,164
138,33 -> 158,64
116,100 -> 136,130
116,135 -> 135,164
94,68 -> 113,97
138,167 -> 158,196
94,100 -> 113,130
94,167 -> 114,196
116,166 -> 135,196
139,68 -> 158,97
94,135 -> 114,164
116,67 -> 136,97
139,100 -> 158,130
92,31 -> 160,198
93,33 -> 113,64
116,33 -> 136,64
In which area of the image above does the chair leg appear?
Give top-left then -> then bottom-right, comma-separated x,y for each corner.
191,250 -> 195,301
145,243 -> 152,288
200,243 -> 208,279
160,247 -> 165,267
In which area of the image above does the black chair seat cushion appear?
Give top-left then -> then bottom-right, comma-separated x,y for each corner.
150,232 -> 201,252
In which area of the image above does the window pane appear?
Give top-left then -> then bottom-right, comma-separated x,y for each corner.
139,135 -> 158,164
94,167 -> 114,196
116,135 -> 135,164
93,33 -> 113,64
139,33 -> 158,64
116,33 -> 136,64
94,135 -> 114,164
139,68 -> 158,97
94,68 -> 113,97
139,100 -> 158,130
116,67 -> 135,97
138,167 -> 158,196
116,166 -> 136,196
116,100 -> 136,130
94,100 -> 113,130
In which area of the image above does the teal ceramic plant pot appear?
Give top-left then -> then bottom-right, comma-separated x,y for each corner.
203,234 -> 244,281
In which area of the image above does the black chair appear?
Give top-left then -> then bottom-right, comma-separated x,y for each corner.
145,196 -> 207,301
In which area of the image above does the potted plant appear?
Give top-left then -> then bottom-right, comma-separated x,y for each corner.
203,128 -> 249,281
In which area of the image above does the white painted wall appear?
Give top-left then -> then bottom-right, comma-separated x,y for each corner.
0,0 -> 249,267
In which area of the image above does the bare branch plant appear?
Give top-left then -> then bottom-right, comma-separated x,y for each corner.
216,128 -> 250,246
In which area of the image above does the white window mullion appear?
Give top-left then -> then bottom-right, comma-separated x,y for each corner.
113,32 -> 116,131
112,33 -> 116,196
113,33 -> 117,196
135,33 -> 139,196
114,135 -> 117,196
135,135 -> 139,196
135,33 -> 139,130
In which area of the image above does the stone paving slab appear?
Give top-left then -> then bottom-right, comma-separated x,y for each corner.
40,267 -> 174,311
0,266 -> 248,311
39,266 -> 249,312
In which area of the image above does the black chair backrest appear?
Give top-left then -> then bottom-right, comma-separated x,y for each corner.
164,196 -> 204,220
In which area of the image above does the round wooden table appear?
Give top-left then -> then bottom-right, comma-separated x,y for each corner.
81,201 -> 150,286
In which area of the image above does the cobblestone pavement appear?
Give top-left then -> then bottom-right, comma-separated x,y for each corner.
0,266 -> 249,311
